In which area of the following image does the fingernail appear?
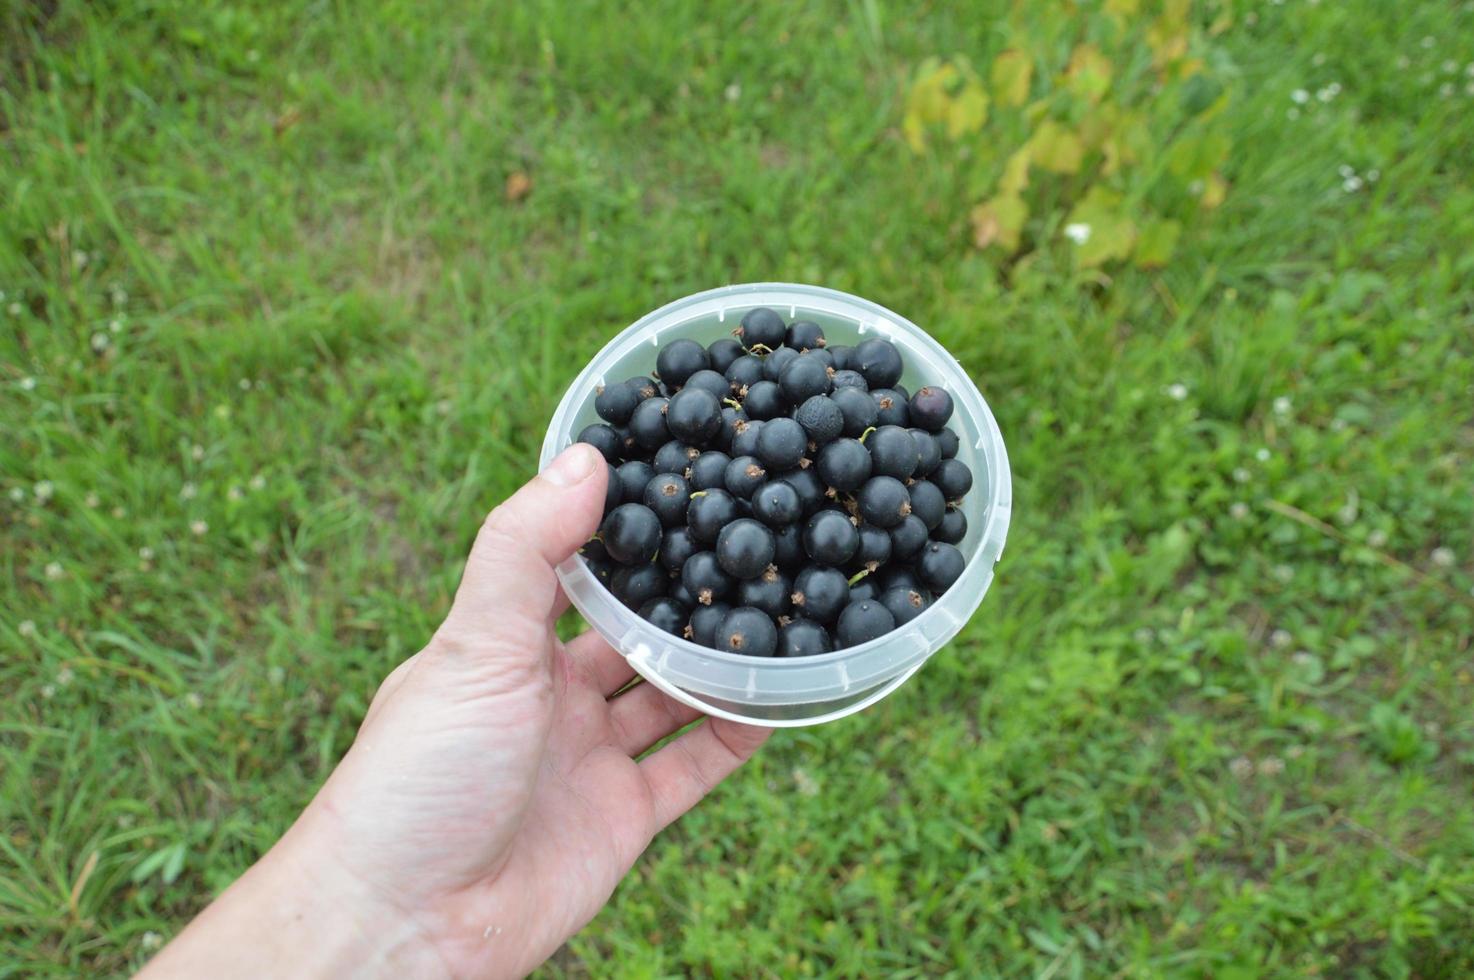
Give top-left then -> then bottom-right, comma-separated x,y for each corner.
543,443 -> 599,487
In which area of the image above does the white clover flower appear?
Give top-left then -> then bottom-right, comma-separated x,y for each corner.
90,332 -> 110,352
1230,502 -> 1250,520
6,302 -> 21,316
247,49 -> 261,63
1330,417 -> 1348,432
239,378 -> 252,391
72,250 -> 89,269
1272,564 -> 1294,583
34,481 -> 54,503
57,666 -> 74,686
1233,467 -> 1251,483
227,486 -> 243,502
85,492 -> 100,508
248,474 -> 266,491
19,376 -> 36,391
1337,164 -> 1354,179
1229,756 -> 1253,779
1258,756 -> 1285,777
436,399 -> 453,416
1312,53 -> 1326,67
44,561 -> 64,580
9,486 -> 26,502
139,546 -> 155,561
1421,36 -> 1435,49
18,620 -> 37,638
190,520 -> 208,536
792,767 -> 820,797
1270,628 -> 1293,648
724,83 -> 742,102
268,665 -> 286,686
1366,168 -> 1380,182
185,691 -> 204,709
116,813 -> 135,828
1441,82 -> 1454,97
112,506 -> 125,518
1064,223 -> 1092,245
40,683 -> 56,699
1367,529 -> 1389,548
141,931 -> 163,951
1167,383 -> 1188,401
1316,86 -> 1336,102
190,444 -> 205,462
1273,396 -> 1292,415
108,318 -> 122,334
179,482 -> 197,500
110,285 -> 128,306
1343,175 -> 1363,192
1133,627 -> 1154,643
1255,448 -> 1271,461
1431,547 -> 1456,567
1290,88 -> 1310,104
1395,55 -> 1411,70
1443,59 -> 1460,74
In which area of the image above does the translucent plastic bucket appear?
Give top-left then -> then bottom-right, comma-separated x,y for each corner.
540,283 -> 1012,726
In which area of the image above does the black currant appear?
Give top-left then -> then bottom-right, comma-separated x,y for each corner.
878,564 -> 923,594
830,369 -> 868,390
737,565 -> 791,619
866,425 -> 917,480
723,455 -> 768,499
857,476 -> 911,528
935,508 -> 967,545
908,480 -> 946,531
816,438 -> 870,491
910,429 -> 941,476
688,601 -> 731,647
779,353 -> 833,403
853,523 -> 892,571
937,427 -> 960,459
870,388 -> 910,427
803,510 -> 860,566
779,619 -> 832,657
615,460 -> 656,504
752,480 -> 803,527
603,463 -> 620,514
594,381 -> 640,425
682,551 -> 734,606
785,319 -> 826,351
729,418 -> 763,457
932,458 -> 974,501
715,518 -> 776,579
629,396 -> 671,450
687,450 -> 730,491
577,423 -> 622,463
682,369 -> 732,401
772,523 -> 804,568
706,338 -> 745,375
653,440 -> 700,474
854,338 -> 903,389
849,578 -> 879,604
624,375 -> 659,402
717,606 -> 778,656
762,346 -> 800,383
918,541 -> 966,593
612,562 -> 667,608
735,307 -> 787,352
889,514 -> 929,562
790,565 -> 849,623
795,394 -> 844,444
601,503 -> 662,564
687,488 -> 738,545
828,345 -> 855,371
666,387 -> 723,445
908,386 -> 954,431
639,597 -> 689,636
779,466 -> 825,516
832,385 -> 879,437
659,526 -> 698,574
725,354 -> 766,391
716,406 -> 747,451
755,417 -> 807,471
880,587 -> 930,626
643,472 -> 690,527
742,379 -> 787,420
836,599 -> 896,647
655,338 -> 710,387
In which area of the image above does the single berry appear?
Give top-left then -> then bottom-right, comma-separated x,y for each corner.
790,565 -> 849,623
736,307 -> 787,352
878,564 -> 923,594
935,508 -> 967,545
610,425 -> 637,458
828,345 -> 855,371
725,354 -> 766,390
908,386 -> 954,431
771,523 -> 804,568
666,387 -> 723,444
870,388 -> 910,427
785,319 -> 826,351
918,541 -> 966,593
836,599 -> 896,647
779,353 -> 833,404
880,588 -> 931,626
687,450 -> 731,491
742,379 -> 787,420
655,338 -> 710,387
866,425 -> 918,480
889,514 -> 929,562
752,480 -> 803,527
817,438 -> 872,491
854,338 -> 903,389
932,458 -> 974,501
724,455 -> 768,499
779,466 -> 825,516
762,346 -> 800,383
756,417 -> 807,471
682,369 -> 732,401
611,562 -> 667,608
682,550 -> 734,606
616,460 -> 656,503
577,423 -> 622,463
688,601 -> 732,647
730,418 -> 763,457
832,385 -> 879,437
716,406 -> 748,451
737,565 -> 792,618
643,472 -> 691,527
653,440 -> 700,474
854,524 -> 893,571
594,382 -> 640,425
803,348 -> 835,372
639,597 -> 689,636
717,606 -> 779,656
669,578 -> 698,607
584,554 -> 615,589
601,503 -> 662,564
779,619 -> 833,657
936,427 -> 960,459
629,396 -> 671,450
624,375 -> 659,402
803,510 -> 860,566
795,395 -> 844,444
687,488 -> 739,545
907,480 -> 946,530
857,476 -> 911,528
706,338 -> 745,375
659,526 -> 698,574
716,518 -> 776,579
909,429 -> 941,476
830,369 -> 868,390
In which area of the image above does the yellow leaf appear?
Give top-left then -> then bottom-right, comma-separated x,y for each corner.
1147,22 -> 1188,71
1065,43 -> 1113,103
999,146 -> 1031,195
970,194 -> 1029,253
990,49 -> 1033,107
1065,186 -> 1137,266
1028,120 -> 1084,175
1105,0 -> 1140,20
1209,12 -> 1234,36
1134,218 -> 1181,268
946,81 -> 989,139
1200,173 -> 1228,210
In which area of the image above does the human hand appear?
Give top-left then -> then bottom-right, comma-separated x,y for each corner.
141,444 -> 770,979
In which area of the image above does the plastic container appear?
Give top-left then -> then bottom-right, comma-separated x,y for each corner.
540,283 -> 1011,726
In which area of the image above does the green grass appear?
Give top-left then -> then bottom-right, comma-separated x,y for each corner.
4,0 -> 1474,975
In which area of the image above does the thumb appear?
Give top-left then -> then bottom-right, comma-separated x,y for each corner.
437,443 -> 607,649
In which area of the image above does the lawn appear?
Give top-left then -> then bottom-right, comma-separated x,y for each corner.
3,0 -> 1473,975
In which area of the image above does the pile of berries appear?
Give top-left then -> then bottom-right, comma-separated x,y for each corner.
578,306 -> 973,658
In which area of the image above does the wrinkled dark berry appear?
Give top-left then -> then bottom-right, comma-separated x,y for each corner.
795,394 -> 844,444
